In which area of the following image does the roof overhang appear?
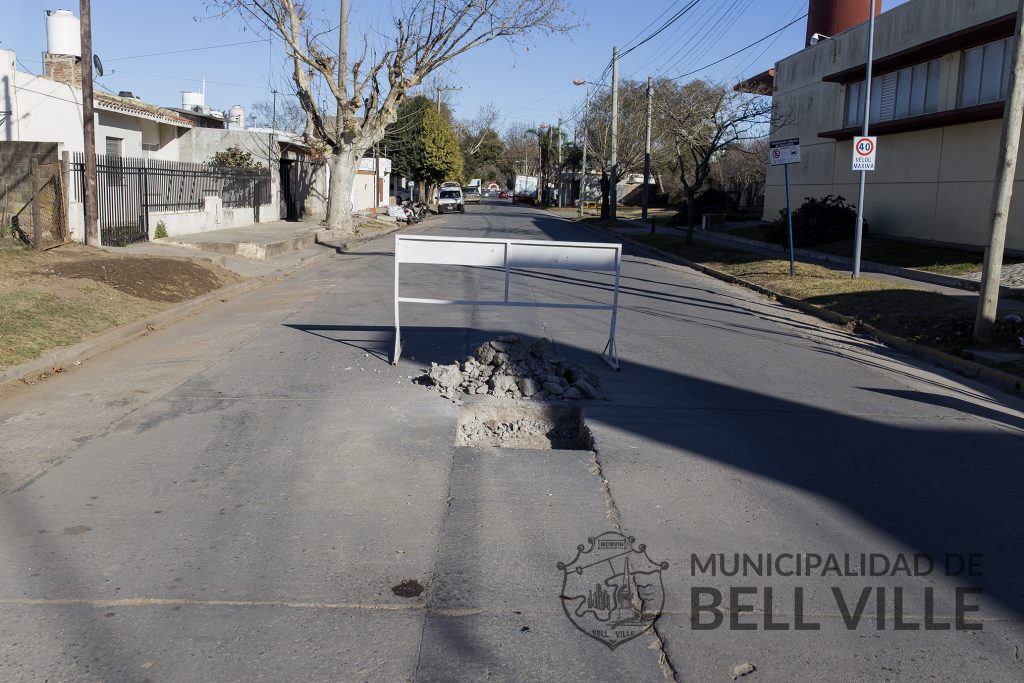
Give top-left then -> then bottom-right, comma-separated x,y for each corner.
823,12 -> 1016,85
734,68 -> 774,95
95,94 -> 193,128
819,101 -> 1004,139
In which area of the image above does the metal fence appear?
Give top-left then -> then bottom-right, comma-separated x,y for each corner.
71,153 -> 271,246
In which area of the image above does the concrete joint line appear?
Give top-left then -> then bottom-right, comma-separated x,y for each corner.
588,443 -> 679,682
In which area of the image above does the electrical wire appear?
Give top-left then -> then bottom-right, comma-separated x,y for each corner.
106,39 -> 268,61
668,13 -> 807,81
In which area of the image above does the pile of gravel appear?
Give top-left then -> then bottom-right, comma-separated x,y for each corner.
421,335 -> 601,401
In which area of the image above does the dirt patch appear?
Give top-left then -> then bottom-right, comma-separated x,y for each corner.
0,243 -> 243,369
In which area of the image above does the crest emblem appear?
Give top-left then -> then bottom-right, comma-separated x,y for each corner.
557,531 -> 669,650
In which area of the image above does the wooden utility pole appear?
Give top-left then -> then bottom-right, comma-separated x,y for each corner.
337,0 -> 348,141
610,46 -> 619,220
642,75 -> 653,221
79,0 -> 98,245
975,0 -> 1024,341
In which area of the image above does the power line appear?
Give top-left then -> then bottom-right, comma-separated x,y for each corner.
669,13 -> 807,81
619,0 -> 690,53
620,0 -> 704,58
107,39 -> 268,61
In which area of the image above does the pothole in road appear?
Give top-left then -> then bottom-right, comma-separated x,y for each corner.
455,401 -> 593,450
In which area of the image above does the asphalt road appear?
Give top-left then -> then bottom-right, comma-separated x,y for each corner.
2,200 -> 1024,682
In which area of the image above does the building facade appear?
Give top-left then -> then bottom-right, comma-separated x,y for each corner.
765,0 -> 1024,252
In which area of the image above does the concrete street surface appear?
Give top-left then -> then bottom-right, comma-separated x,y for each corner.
2,200 -> 1023,681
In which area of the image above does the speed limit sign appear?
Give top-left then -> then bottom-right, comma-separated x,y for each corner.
852,136 -> 877,171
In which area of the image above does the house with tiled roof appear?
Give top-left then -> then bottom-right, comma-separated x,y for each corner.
0,48 -> 193,160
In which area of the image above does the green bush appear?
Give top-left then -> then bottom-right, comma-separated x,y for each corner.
154,221 -> 168,239
768,195 -> 868,248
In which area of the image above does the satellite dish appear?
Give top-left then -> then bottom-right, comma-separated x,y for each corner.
93,54 -> 104,77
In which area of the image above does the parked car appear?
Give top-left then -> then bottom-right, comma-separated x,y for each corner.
499,190 -> 509,199
438,187 -> 465,213
462,186 -> 482,203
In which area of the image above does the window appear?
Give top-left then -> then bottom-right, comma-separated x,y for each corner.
105,136 -> 123,157
141,142 -> 159,152
845,58 -> 942,127
959,36 -> 1015,107
105,137 -> 124,186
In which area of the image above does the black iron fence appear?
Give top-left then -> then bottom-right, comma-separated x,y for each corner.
71,153 -> 271,246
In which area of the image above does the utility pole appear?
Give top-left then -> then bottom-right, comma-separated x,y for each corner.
435,87 -> 462,113
610,46 -> 619,220
642,75 -> 653,222
557,117 -> 563,207
975,0 -> 1024,341
79,0 -> 98,246
338,0 -> 347,140
852,0 -> 877,278
579,91 -> 589,218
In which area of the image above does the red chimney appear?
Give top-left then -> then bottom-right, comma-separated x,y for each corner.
806,0 -> 882,47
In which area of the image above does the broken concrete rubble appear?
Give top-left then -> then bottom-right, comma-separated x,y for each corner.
418,336 -> 602,402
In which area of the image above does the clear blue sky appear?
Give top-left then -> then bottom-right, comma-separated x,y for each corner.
3,1 -> 909,132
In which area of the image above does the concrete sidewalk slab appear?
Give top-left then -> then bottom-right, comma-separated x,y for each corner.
153,220 -> 323,260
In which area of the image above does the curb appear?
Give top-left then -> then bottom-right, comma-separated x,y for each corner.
570,217 -> 1023,397
0,248 -> 336,388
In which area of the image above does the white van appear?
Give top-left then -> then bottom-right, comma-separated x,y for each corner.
438,186 -> 465,214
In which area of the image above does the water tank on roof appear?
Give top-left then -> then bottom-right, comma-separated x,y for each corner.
181,91 -> 205,110
228,104 -> 246,130
45,9 -> 81,57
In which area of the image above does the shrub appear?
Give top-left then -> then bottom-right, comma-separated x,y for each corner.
768,194 -> 868,248
154,221 -> 168,239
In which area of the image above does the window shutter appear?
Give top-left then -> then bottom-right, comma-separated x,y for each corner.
878,72 -> 898,121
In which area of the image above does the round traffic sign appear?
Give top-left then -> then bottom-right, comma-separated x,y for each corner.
855,138 -> 874,156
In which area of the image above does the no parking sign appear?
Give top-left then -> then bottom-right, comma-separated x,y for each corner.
852,136 -> 877,171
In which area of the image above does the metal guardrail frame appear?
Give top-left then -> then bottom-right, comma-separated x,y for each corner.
393,234 -> 622,369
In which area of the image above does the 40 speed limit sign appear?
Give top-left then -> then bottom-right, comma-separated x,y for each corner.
852,136 -> 877,171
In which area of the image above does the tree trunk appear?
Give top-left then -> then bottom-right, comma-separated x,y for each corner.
325,148 -> 360,233
685,188 -> 697,244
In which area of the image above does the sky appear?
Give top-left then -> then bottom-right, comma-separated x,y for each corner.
3,1 -> 910,133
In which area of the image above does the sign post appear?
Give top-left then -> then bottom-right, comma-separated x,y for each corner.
852,0 -> 878,278
770,138 -> 801,276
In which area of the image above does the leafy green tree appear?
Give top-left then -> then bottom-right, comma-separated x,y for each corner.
421,107 -> 464,187
383,95 -> 432,180
209,146 -> 263,169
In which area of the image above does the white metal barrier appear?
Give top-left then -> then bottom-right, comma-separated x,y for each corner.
393,234 -> 622,369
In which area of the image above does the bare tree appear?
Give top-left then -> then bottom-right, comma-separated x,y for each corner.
583,79 -> 650,216
710,137 -> 769,212
251,96 -> 307,134
501,122 -> 539,181
210,0 -> 573,232
654,80 -> 772,242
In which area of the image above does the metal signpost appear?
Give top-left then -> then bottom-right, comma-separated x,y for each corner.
852,0 -> 878,278
393,235 -> 623,369
770,138 -> 801,276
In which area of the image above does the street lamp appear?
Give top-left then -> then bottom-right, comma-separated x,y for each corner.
573,76 -> 619,218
